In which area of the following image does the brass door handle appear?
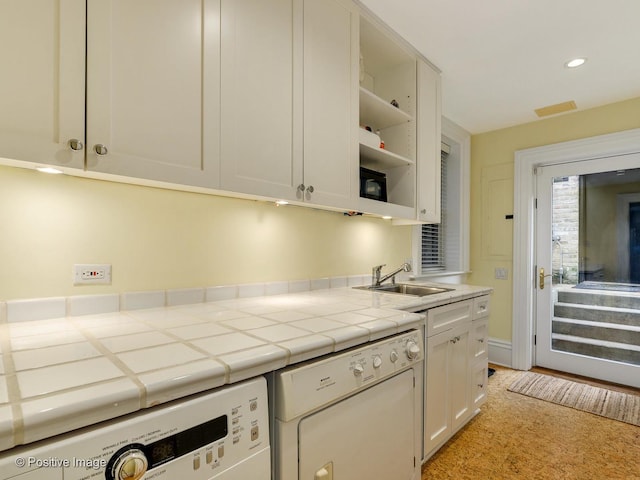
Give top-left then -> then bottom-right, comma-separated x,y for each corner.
539,268 -> 552,289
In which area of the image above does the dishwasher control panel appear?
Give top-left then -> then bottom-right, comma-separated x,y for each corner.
274,330 -> 423,422
0,377 -> 270,480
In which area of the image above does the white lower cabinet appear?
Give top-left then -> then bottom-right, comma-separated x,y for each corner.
424,296 -> 490,460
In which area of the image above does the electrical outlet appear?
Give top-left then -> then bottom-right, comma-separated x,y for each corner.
74,264 -> 112,285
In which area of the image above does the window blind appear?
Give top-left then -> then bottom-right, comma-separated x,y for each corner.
421,149 -> 448,271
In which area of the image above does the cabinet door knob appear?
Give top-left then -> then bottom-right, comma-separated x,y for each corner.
306,185 -> 314,194
68,139 -> 84,151
297,184 -> 305,192
420,209 -> 427,214
94,144 -> 108,156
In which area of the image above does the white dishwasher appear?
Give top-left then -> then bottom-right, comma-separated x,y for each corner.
0,376 -> 270,480
273,330 -> 423,480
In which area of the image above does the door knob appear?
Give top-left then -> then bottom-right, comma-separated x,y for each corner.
539,267 -> 552,289
68,139 -> 84,151
306,185 -> 314,194
94,144 -> 108,156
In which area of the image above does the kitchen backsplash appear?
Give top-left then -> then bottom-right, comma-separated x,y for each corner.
0,275 -> 386,324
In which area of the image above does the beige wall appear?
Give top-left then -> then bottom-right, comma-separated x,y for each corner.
0,165 -> 412,301
468,96 -> 640,342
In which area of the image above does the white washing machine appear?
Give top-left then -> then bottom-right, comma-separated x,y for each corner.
0,376 -> 270,480
273,330 -> 423,480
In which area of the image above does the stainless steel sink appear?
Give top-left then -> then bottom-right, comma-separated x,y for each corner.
353,284 -> 454,296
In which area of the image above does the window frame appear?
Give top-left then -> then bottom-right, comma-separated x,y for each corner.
412,117 -> 470,280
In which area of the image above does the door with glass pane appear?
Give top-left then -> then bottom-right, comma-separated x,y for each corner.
535,154 -> 640,388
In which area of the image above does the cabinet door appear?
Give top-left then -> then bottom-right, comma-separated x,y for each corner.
220,0 -> 299,200
0,0 -> 85,169
416,60 -> 441,223
449,323 -> 472,431
86,0 -> 220,187
424,330 -> 451,456
472,361 -> 488,409
301,0 -> 358,209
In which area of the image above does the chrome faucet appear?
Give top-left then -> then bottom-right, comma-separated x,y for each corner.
372,262 -> 412,287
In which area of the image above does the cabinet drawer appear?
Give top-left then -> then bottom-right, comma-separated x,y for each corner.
426,300 -> 472,337
471,318 -> 489,361
473,295 -> 490,319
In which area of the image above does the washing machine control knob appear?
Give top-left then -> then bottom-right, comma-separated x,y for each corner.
109,446 -> 148,480
353,363 -> 365,376
372,355 -> 382,369
405,340 -> 420,360
390,350 -> 399,363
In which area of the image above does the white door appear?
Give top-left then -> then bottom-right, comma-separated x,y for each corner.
298,370 -> 417,480
86,0 -> 220,188
535,154 -> 640,388
0,0 -> 85,169
219,0 -> 299,200
301,0 -> 358,209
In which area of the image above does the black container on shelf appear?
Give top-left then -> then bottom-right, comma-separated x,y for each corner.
359,167 -> 387,202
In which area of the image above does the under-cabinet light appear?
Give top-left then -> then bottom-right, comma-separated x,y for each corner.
36,167 -> 63,174
565,57 -> 587,68
382,216 -> 392,220
275,200 -> 289,206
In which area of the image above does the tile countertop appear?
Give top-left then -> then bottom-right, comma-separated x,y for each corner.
0,281 -> 491,452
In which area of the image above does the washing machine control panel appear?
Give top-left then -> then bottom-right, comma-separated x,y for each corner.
0,378 -> 270,480
275,330 -> 423,422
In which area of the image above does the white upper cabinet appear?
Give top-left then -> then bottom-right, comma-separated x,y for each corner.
357,14 -> 418,220
300,0 -> 359,209
0,0 -> 85,169
417,60 -> 442,223
86,0 -> 220,187
220,0 -> 298,200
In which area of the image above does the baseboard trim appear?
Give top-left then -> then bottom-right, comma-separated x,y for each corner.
489,337 -> 512,367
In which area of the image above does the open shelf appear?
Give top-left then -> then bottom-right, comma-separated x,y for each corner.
359,87 -> 412,130
359,143 -> 414,170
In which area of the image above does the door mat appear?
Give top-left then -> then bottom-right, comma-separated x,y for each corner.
507,372 -> 640,427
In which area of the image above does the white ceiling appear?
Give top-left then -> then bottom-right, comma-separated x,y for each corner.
358,0 -> 640,134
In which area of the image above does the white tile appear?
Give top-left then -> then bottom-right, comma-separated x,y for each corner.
311,278 -> 330,290
265,281 -> 289,296
21,378 -> 140,445
347,275 -> 368,286
247,324 -> 311,342
354,307 -> 406,319
358,319 -> 398,341
139,359 -> 227,407
219,316 -> 277,331
12,342 -> 101,371
192,310 -> 249,322
99,331 -> 175,353
0,376 -> 7,403
238,283 -> 265,298
276,335 -> 334,364
288,279 -> 310,293
68,294 -> 120,317
0,405 -> 13,451
166,288 -> 205,306
218,345 -> 288,383
16,357 -> 125,398
167,322 -> 232,340
206,285 -> 238,302
79,319 -> 152,339
9,325 -> 87,351
324,311 -> 378,325
191,333 -> 266,356
0,302 -> 5,326
117,343 -> 206,374
6,297 -> 66,323
260,310 -> 314,323
321,326 -> 370,351
289,317 -> 348,333
121,290 -> 165,310
329,276 -> 348,288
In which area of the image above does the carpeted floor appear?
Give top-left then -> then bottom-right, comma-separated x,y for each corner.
421,366 -> 640,479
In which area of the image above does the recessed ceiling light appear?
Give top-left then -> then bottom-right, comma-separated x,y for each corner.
565,57 -> 587,68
